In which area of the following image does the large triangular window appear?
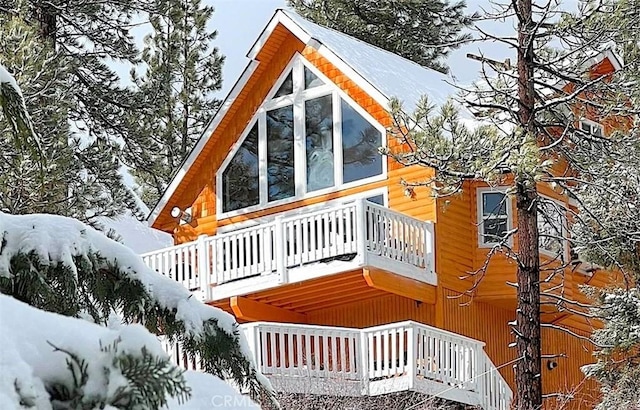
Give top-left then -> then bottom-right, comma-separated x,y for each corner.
218,55 -> 385,216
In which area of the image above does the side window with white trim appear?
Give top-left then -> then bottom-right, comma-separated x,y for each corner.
222,123 -> 259,212
579,120 -> 604,137
478,190 -> 510,246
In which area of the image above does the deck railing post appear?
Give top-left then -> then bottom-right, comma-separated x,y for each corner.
424,221 -> 435,275
406,324 -> 416,390
475,346 -> 486,408
274,216 -> 287,284
355,198 -> 368,265
359,329 -> 369,395
242,323 -> 262,372
196,235 -> 209,302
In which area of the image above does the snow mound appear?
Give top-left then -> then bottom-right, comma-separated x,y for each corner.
0,294 -> 258,409
0,212 -> 266,387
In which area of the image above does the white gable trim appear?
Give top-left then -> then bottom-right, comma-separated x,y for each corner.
148,9 -> 394,227
275,10 -> 391,112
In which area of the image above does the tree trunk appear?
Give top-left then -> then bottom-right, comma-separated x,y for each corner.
513,0 -> 543,408
33,5 -> 57,44
514,182 -> 542,410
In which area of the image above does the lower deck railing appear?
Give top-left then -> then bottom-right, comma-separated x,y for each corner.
163,320 -> 512,410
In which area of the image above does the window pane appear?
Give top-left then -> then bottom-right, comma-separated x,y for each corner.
341,99 -> 383,183
273,71 -> 293,98
304,66 -> 324,89
483,192 -> 506,216
305,95 -> 334,192
482,192 -> 508,243
267,105 -> 295,202
366,194 -> 385,205
222,124 -> 259,212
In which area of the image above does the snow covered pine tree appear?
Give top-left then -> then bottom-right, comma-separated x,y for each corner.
0,65 -> 273,409
124,0 -> 224,207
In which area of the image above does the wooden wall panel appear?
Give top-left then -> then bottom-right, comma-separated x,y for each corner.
442,288 -> 599,409
307,293 -> 435,328
434,182 -> 476,292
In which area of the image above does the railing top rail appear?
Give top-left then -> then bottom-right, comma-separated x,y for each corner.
140,240 -> 199,257
361,320 -> 486,347
280,201 -> 357,222
240,321 -> 362,334
364,201 -> 432,226
242,320 -> 485,347
203,220 -> 276,242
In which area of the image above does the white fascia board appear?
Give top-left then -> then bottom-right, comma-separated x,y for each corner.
247,11 -> 311,60
147,59 -> 259,226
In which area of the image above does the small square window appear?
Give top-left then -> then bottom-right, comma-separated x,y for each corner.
478,190 -> 510,246
579,120 -> 603,137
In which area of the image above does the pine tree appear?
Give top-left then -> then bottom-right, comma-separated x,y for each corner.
562,1 -> 640,407
0,14 -> 141,227
287,0 -> 473,73
383,1 -> 639,408
0,0 -> 148,223
0,64 -> 272,409
124,0 -> 223,206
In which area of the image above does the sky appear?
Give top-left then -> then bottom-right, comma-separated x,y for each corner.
122,0 -> 582,100
204,0 -> 515,97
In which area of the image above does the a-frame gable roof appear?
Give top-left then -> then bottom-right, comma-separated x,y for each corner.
148,9 -> 457,230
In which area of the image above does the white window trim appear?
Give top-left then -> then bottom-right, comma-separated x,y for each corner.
537,195 -> 569,261
476,187 -> 512,248
216,187 -> 388,234
578,119 -> 604,137
216,53 -> 388,219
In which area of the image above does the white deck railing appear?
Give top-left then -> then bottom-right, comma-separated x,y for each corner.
166,320 -> 511,410
142,200 -> 435,301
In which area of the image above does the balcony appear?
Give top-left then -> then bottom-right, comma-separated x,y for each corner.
163,321 -> 512,410
142,200 -> 436,302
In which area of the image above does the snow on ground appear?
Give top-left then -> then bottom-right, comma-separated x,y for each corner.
0,294 -> 258,409
0,212 -> 269,388
169,372 -> 260,410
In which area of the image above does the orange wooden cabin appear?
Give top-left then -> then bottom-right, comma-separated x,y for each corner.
145,9 -> 621,409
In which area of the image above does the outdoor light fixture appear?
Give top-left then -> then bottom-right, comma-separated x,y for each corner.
404,186 -> 415,198
171,206 -> 193,224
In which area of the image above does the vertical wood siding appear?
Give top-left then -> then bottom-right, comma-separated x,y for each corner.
306,293 -> 435,328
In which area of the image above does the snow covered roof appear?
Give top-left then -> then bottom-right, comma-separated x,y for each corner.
275,9 -> 457,113
148,9 -> 460,227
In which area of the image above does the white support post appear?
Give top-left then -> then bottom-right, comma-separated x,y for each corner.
242,323 -> 262,372
274,216 -> 287,284
355,198 -> 368,266
196,235 -> 209,302
359,330 -> 369,395
406,325 -> 416,390
425,221 -> 435,275
476,353 -> 487,409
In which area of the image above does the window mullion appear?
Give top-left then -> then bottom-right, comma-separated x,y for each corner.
333,91 -> 343,185
293,60 -> 306,197
258,113 -> 268,205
